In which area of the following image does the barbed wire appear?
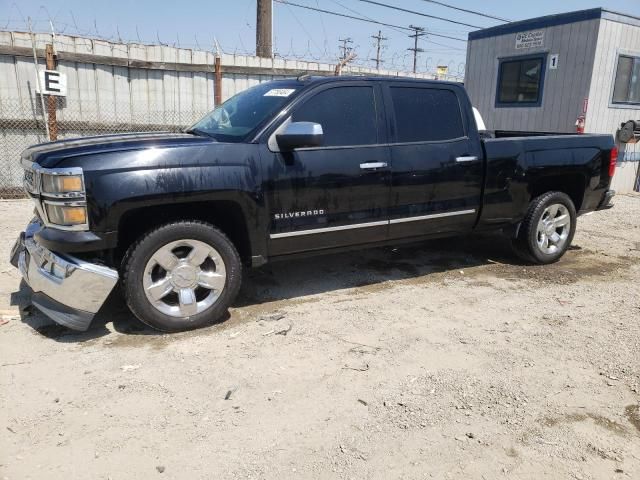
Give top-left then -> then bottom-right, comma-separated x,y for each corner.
0,15 -> 465,79
0,11 -> 466,197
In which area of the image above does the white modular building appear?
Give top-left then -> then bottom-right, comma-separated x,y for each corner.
465,8 -> 640,192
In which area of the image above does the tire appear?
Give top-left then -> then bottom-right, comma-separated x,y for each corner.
511,191 -> 577,265
122,221 -> 242,332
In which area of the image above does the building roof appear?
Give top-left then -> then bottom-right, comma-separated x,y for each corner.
468,7 -> 640,41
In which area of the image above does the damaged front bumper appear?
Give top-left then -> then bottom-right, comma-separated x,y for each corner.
10,219 -> 118,331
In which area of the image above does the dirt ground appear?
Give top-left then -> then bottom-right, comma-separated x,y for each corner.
1,195 -> 639,480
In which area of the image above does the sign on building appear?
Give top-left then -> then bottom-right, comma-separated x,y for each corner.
515,30 -> 544,49
436,65 -> 448,77
36,70 -> 67,97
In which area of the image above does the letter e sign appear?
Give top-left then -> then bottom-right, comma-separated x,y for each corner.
36,70 -> 67,96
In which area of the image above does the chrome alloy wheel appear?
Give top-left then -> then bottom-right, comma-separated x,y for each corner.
142,239 -> 226,318
535,203 -> 571,255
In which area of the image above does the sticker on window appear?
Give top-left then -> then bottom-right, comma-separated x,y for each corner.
264,88 -> 296,97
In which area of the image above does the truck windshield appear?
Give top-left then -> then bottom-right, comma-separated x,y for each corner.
186,82 -> 300,142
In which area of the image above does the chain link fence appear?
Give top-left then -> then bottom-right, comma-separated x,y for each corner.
0,98 -> 209,198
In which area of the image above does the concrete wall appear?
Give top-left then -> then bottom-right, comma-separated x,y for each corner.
0,30 -> 438,120
0,30 -> 439,193
1,32 -> 217,121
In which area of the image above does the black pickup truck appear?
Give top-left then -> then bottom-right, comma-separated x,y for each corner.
10,76 -> 617,332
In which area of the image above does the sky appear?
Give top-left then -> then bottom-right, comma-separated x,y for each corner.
2,0 -> 639,77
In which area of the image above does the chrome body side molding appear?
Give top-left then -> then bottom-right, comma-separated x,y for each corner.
389,209 -> 476,224
270,209 -> 476,239
270,220 -> 388,239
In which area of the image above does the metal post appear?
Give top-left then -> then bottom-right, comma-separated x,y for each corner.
256,0 -> 273,58
45,44 -> 58,141
214,56 -> 222,106
28,18 -> 50,141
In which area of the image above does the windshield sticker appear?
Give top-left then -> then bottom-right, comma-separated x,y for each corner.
264,88 -> 296,97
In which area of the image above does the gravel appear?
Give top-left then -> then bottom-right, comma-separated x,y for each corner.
1,194 -> 639,479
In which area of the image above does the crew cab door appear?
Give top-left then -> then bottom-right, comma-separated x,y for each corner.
261,82 -> 390,256
383,83 -> 483,239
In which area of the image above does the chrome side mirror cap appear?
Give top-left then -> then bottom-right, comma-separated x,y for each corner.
276,122 -> 324,151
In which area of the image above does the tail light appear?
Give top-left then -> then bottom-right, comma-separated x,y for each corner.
609,147 -> 618,177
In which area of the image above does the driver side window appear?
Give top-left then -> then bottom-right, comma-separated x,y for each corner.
292,86 -> 378,147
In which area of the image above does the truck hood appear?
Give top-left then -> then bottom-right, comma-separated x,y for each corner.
21,132 -> 215,168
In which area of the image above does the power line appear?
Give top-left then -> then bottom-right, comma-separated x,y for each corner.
427,39 -> 465,51
329,0 -> 467,37
329,0 -> 414,44
283,1 -> 323,55
273,0 -> 468,43
417,0 -> 512,23
282,0 -> 466,71
314,0 -> 330,55
355,0 -> 482,29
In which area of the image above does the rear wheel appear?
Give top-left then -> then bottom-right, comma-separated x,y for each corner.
123,221 -> 242,332
511,191 -> 576,264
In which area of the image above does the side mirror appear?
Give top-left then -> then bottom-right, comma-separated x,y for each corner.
276,122 -> 324,151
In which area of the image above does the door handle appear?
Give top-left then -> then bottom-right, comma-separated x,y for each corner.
359,162 -> 388,170
455,156 -> 479,163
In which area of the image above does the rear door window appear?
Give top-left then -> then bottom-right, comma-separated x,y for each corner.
292,86 -> 378,147
390,87 -> 465,143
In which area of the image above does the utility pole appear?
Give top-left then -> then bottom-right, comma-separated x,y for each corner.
339,37 -> 353,62
256,0 -> 272,58
370,30 -> 387,70
407,25 -> 426,74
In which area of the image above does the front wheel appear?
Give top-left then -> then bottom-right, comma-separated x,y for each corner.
122,221 -> 242,332
511,191 -> 577,264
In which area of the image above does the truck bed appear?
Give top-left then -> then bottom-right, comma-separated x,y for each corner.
478,133 -> 615,229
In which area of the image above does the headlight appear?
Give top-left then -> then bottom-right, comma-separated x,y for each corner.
41,174 -> 84,194
22,164 -> 89,230
44,203 -> 88,226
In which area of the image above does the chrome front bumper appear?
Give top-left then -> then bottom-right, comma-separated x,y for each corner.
11,221 -> 118,331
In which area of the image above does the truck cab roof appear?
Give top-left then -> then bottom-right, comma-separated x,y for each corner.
274,75 -> 462,88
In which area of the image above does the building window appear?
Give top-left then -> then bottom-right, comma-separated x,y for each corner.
496,55 -> 545,107
612,55 -> 640,105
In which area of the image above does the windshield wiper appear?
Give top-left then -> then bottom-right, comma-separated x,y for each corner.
184,127 -> 215,138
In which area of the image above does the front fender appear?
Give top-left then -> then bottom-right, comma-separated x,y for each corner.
53,143 -> 268,259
